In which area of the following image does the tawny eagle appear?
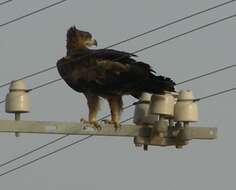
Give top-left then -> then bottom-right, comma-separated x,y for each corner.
57,26 -> 175,128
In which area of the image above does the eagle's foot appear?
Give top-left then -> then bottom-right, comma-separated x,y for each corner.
80,118 -> 102,130
102,120 -> 121,131
114,122 -> 121,131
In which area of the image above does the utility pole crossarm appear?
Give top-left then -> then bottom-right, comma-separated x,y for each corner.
0,119 -> 217,139
0,120 -> 140,137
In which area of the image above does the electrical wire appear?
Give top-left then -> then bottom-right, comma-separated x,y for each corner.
194,87 -> 236,102
131,14 -> 236,55
0,0 -> 12,6
0,0 -> 235,89
0,117 -> 133,177
176,63 -> 236,85
0,135 -> 92,177
0,135 -> 67,168
0,99 -> 5,105
102,0 -> 236,49
0,0 -> 70,28
27,78 -> 62,92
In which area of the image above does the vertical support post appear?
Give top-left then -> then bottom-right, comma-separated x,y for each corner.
14,113 -> 21,137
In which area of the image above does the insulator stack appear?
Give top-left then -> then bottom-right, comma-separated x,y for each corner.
6,80 -> 30,113
5,80 -> 30,137
174,90 -> 198,122
133,90 -> 200,150
149,92 -> 175,117
133,93 -> 152,125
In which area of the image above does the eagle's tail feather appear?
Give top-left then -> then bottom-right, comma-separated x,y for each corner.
141,74 -> 176,94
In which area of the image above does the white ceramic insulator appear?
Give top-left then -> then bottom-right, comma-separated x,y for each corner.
174,90 -> 198,122
148,93 -> 175,117
133,93 -> 152,125
5,80 -> 30,113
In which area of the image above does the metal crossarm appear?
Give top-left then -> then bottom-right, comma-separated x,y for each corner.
0,120 -> 217,148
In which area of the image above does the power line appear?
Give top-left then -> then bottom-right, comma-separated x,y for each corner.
0,0 -> 69,87
0,0 -> 70,28
0,0 -> 235,89
96,0 -> 236,50
0,99 -> 5,105
0,117 -> 133,178
195,87 -> 236,102
0,135 -> 92,177
0,0 -> 12,6
0,66 -> 57,89
176,63 -> 236,85
0,135 -> 67,168
131,14 -> 236,55
27,78 -> 62,92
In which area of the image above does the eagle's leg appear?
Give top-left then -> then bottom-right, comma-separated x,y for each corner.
81,94 -> 101,130
105,96 -> 122,130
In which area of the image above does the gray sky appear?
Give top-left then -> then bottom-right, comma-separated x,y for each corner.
0,0 -> 236,189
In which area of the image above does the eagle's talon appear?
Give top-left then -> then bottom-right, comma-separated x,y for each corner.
93,122 -> 102,131
80,118 -> 102,130
80,118 -> 87,123
114,122 -> 121,131
106,120 -> 121,131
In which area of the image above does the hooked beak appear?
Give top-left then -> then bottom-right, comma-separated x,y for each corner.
92,39 -> 98,46
86,38 -> 97,47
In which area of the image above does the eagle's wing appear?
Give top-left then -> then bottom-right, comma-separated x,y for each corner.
67,49 -> 155,74
90,49 -> 137,60
90,49 -> 155,73
58,49 -> 154,83
91,49 -> 158,83
57,49 -> 175,96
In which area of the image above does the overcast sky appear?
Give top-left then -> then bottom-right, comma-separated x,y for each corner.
0,0 -> 236,189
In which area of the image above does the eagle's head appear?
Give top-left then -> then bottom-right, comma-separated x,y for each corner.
66,26 -> 97,53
